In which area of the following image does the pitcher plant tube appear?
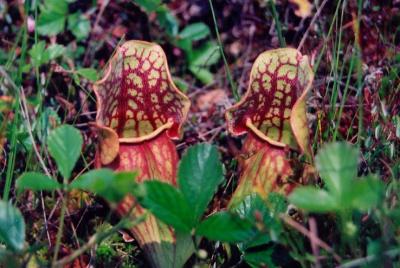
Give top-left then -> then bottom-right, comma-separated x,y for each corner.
92,40 -> 193,268
225,48 -> 314,208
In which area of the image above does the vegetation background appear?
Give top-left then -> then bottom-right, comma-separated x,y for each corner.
0,0 -> 399,267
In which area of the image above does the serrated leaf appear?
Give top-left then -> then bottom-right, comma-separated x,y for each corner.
179,23 -> 210,42
76,68 -> 98,82
37,0 -> 68,36
16,172 -> 61,192
137,181 -> 193,233
47,125 -> 83,179
178,143 -> 224,223
196,211 -> 256,243
288,186 -> 338,212
0,201 -> 25,252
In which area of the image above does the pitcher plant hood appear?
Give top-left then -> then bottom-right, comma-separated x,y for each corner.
225,48 -> 314,156
93,40 -> 190,165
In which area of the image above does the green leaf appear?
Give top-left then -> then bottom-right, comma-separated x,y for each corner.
243,247 -> 276,268
233,194 -> 283,248
76,68 -> 98,82
47,44 -> 66,60
16,172 -> 61,192
29,41 -> 50,67
196,211 -> 256,243
288,186 -> 338,212
156,7 -> 179,36
47,125 -> 83,179
189,41 -> 220,67
179,23 -> 210,42
137,181 -> 193,233
70,169 -> 137,203
0,201 -> 25,252
315,142 -> 359,201
188,66 -> 214,85
350,175 -> 384,210
37,0 -> 68,36
134,0 -> 162,12
42,0 -> 68,14
234,194 -> 269,221
37,12 -> 66,36
178,143 -> 224,223
67,13 -> 91,40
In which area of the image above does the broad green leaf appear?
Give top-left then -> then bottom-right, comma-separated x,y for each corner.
47,44 -> 66,60
29,41 -> 50,67
0,201 -> 25,252
16,172 -> 61,192
179,23 -> 210,42
350,175 -> 384,210
70,169 -> 137,203
137,181 -> 193,233
76,68 -> 98,82
47,125 -> 83,179
196,211 -> 256,243
67,13 -> 91,40
288,186 -> 338,212
315,142 -> 359,200
178,143 -> 224,223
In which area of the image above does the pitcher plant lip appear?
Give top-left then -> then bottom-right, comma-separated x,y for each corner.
92,40 -> 191,165
93,40 -> 191,143
225,47 -> 314,155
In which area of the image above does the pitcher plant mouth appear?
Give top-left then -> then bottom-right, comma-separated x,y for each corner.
93,40 -> 190,165
225,48 -> 314,208
225,48 -> 314,157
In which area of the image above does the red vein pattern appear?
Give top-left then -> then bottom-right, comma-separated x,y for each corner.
95,41 -> 190,140
226,48 -> 313,150
226,48 -> 313,208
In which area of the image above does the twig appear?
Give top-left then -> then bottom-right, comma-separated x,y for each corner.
281,215 -> 342,262
309,217 -> 321,268
297,0 -> 329,51
208,0 -> 239,101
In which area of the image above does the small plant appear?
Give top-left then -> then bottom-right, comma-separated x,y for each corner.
92,40 -> 192,268
11,124 -> 138,266
289,142 -> 384,237
225,48 -> 314,207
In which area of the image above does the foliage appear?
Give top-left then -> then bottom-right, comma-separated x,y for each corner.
289,142 -> 384,213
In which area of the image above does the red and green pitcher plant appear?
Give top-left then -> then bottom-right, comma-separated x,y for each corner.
225,48 -> 314,208
92,40 -> 193,268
